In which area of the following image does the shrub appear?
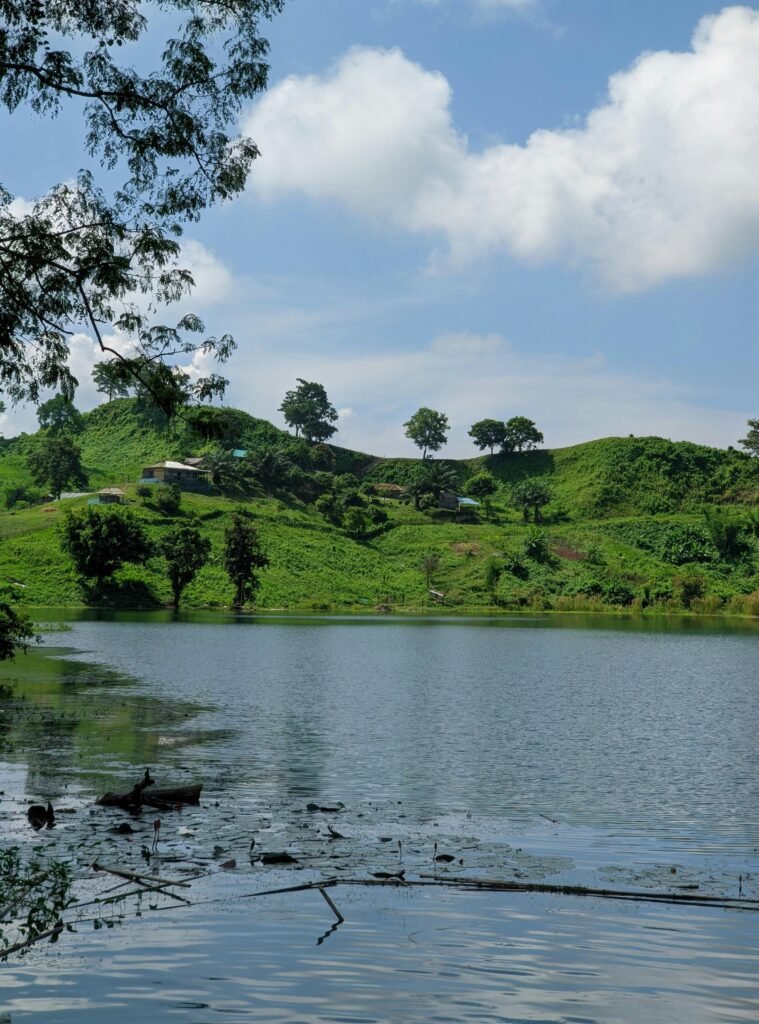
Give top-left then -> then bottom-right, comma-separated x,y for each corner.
522,530 -> 550,562
673,572 -> 706,608
603,581 -> 635,606
153,483 -> 182,515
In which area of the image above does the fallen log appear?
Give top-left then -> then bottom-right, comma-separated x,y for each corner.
96,773 -> 201,811
96,769 -> 154,810
143,784 -> 202,807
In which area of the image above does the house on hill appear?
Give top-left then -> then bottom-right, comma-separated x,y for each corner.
374,483 -> 404,499
139,461 -> 210,486
98,487 -> 125,505
438,492 -> 481,513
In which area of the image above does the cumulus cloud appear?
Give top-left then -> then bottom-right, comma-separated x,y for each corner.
177,240 -> 234,308
245,7 -> 759,291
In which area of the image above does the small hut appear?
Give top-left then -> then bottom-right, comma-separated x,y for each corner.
98,487 -> 125,505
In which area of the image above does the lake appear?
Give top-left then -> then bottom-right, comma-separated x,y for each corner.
1,613 -> 757,1022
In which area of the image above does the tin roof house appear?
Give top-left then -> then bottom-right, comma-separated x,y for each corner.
139,461 -> 210,487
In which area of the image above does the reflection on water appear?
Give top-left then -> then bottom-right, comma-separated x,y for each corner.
1,614 -> 758,1022
3,889 -> 758,1023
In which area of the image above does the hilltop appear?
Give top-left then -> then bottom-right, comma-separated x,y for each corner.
1,399 -> 758,615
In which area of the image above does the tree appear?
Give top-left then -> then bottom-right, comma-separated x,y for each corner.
60,506 -> 152,586
0,599 -> 35,661
223,509 -> 269,607
465,471 -> 498,503
468,419 -> 507,455
404,408 -> 449,459
36,394 -> 84,435
342,506 -> 370,539
421,553 -> 440,588
27,435 -> 87,499
504,416 -> 544,453
161,521 -> 211,610
92,360 -> 132,402
739,418 -> 759,457
279,380 -> 338,442
0,2 -> 284,410
153,483 -> 182,516
511,478 -> 552,523
203,447 -> 247,491
407,461 -> 459,508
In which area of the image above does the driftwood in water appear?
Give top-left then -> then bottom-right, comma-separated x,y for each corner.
142,784 -> 202,808
96,770 -> 201,811
96,769 -> 154,810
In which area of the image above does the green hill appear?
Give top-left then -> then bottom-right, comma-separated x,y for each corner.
1,399 -> 758,616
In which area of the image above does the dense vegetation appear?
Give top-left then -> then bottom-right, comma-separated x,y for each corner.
1,399 -> 758,616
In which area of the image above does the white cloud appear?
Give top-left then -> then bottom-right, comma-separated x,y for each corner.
245,7 -> 759,291
176,240 -> 234,308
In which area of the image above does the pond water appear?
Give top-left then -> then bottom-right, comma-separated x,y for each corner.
1,613 -> 757,1022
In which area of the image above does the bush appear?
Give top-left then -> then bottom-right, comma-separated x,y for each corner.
673,572 -> 706,609
4,484 -> 45,509
522,530 -> 550,562
603,581 -> 635,606
153,483 -> 182,515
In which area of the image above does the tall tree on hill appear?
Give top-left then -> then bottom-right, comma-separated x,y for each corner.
27,435 -> 87,499
404,408 -> 449,459
468,419 -> 507,455
279,380 -> 338,442
161,521 -> 211,611
504,416 -> 544,453
739,419 -> 759,457
36,395 -> 83,436
223,509 -> 269,607
92,361 -> 132,402
0,1 -> 284,412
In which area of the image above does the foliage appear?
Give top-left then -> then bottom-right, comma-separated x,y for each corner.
0,848 -> 72,958
738,418 -> 759,457
26,434 -> 87,499
37,395 -> 83,435
4,483 -> 44,509
522,529 -> 550,562
160,520 -> 211,610
421,552 -> 441,588
0,599 -> 35,660
404,407 -> 449,459
658,524 -> 716,565
504,416 -> 543,452
465,471 -> 498,503
342,506 -> 370,539
484,556 -> 501,591
468,419 -> 507,455
92,360 -> 132,402
279,379 -> 338,442
203,447 -> 247,491
703,506 -> 751,560
60,505 -> 152,584
511,478 -> 552,523
0,0 -> 283,408
406,461 -> 460,508
250,446 -> 294,487
223,508 -> 268,606
152,483 -> 182,516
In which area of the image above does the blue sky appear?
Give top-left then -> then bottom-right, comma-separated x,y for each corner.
2,0 -> 758,457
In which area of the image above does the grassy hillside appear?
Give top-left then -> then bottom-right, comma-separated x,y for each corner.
1,400 -> 758,616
